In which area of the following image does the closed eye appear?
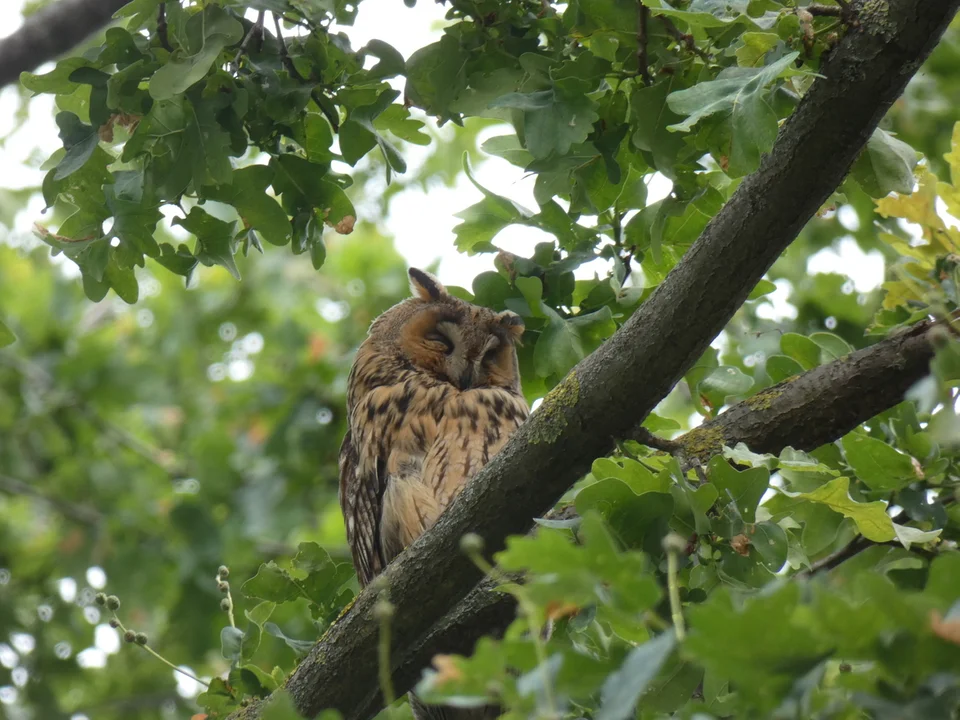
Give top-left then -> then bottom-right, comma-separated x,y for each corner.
425,331 -> 454,354
482,346 -> 499,364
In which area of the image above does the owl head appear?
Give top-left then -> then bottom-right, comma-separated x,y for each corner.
367,268 -> 525,392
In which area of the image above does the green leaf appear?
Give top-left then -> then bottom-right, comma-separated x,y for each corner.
149,5 -> 244,100
0,320 -> 15,347
173,207 -> 241,280
575,480 -> 674,554
735,32 -> 781,67
240,561 -> 301,603
221,625 -> 244,664
747,278 -> 776,299
534,306 -> 616,378
808,331 -> 853,362
798,476 -> 895,542
780,332 -> 820,370
700,366 -> 754,407
592,457 -> 670,495
263,623 -> 315,655
272,155 -> 356,228
765,354 -> 803,383
453,153 -> 534,253
841,433 -> 917,492
205,165 -> 292,246
707,455 -> 769,524
851,128 -> 919,198
596,633 -> 676,720
491,83 -> 600,160
667,53 -> 799,174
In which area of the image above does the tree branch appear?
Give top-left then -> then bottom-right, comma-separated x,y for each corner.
244,314 -> 937,720
0,0 -> 130,89
0,473 -> 102,525
672,319 -> 939,463
229,0 -> 960,717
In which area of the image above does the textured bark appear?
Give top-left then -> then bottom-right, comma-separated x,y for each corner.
229,0 -> 960,718
679,320 -> 939,462
0,0 -> 131,89
252,317 -> 936,720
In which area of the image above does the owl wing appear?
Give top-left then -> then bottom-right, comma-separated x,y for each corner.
338,428 -> 386,587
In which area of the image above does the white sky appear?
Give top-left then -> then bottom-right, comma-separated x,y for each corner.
0,0 -> 884,299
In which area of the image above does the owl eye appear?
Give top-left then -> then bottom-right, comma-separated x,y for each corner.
425,330 -> 454,355
482,346 -> 499,364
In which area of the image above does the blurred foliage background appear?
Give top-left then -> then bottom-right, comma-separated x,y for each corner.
0,0 -> 957,718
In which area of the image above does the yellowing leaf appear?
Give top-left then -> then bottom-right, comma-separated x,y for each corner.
881,280 -> 922,310
875,169 -> 944,241
799,477 -> 895,542
939,121 -> 960,219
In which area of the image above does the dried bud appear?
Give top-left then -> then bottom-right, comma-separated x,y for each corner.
134,632 -> 148,646
662,532 -> 687,554
838,662 -> 852,673
109,619 -> 120,629
217,565 -> 230,579
220,598 -> 232,612
459,533 -> 485,555
217,581 -> 229,593
373,598 -> 395,621
123,630 -> 136,643
105,595 -> 121,611
94,593 -> 107,606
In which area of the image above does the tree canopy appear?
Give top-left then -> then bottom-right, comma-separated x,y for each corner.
0,0 -> 959,719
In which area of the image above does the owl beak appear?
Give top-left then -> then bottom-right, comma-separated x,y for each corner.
457,367 -> 474,390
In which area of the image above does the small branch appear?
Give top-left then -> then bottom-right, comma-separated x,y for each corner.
0,0 -> 131,89
311,88 -> 341,133
632,426 -> 683,454
157,3 -> 172,51
234,11 -> 265,70
0,473 -> 102,525
637,2 -> 652,85
273,12 -> 305,82
658,16 -> 711,62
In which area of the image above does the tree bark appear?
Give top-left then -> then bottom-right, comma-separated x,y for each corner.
0,0 -> 131,89
234,316 -> 937,720
229,0 -> 960,717
677,319 -> 939,463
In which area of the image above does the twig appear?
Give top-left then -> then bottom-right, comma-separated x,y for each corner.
234,11 -> 265,70
157,3 -> 172,51
273,12 -> 305,81
311,88 -> 341,133
632,426 -> 683,454
658,16 -> 711,62
0,473 -> 102,525
637,2 -> 652,85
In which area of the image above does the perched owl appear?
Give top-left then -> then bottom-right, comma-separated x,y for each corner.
339,267 -> 528,586
338,268 -> 528,720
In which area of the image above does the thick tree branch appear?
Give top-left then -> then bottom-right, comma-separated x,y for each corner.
268,316 -> 938,720
0,0 -> 130,89
230,0 -> 960,717
674,319 -> 939,463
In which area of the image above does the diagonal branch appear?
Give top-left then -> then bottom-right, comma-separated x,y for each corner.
0,0 -> 130,89
256,314 -> 939,720
229,0 -> 960,717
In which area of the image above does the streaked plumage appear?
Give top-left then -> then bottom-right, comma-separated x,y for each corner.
339,268 -> 528,588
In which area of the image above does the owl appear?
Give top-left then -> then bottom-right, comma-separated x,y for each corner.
338,268 -> 528,719
339,267 -> 528,585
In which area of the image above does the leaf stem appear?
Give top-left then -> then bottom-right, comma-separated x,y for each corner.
666,548 -> 686,641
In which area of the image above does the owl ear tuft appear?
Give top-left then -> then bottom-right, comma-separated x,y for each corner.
497,310 -> 525,339
409,268 -> 447,301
